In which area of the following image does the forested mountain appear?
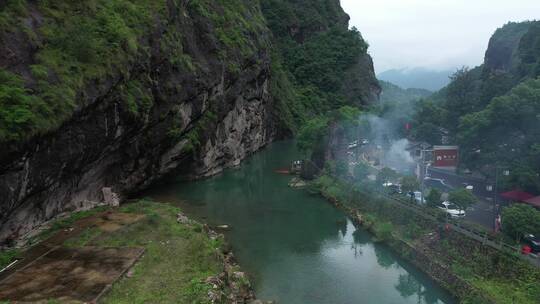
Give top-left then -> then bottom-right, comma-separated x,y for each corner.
262,0 -> 380,130
412,21 -> 540,193
377,68 -> 453,91
378,81 -> 431,104
0,1 -> 379,242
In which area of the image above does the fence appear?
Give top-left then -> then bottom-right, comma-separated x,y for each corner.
333,176 -> 540,268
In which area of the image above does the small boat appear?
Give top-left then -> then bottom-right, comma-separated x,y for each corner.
274,168 -> 290,175
216,225 -> 231,230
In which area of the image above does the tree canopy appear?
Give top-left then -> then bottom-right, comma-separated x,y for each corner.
425,188 -> 442,208
377,167 -> 398,184
409,21 -> 540,194
448,189 -> 477,210
502,204 -> 540,241
400,176 -> 420,194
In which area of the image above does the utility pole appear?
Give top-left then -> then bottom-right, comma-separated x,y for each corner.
493,167 -> 499,232
419,149 -> 433,204
420,150 -> 425,204
492,166 -> 509,232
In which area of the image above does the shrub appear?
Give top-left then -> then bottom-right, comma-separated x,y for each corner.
373,222 -> 394,241
448,188 -> 477,210
502,204 -> 540,241
426,188 -> 442,208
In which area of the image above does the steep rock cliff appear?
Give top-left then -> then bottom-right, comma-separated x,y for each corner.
484,21 -> 534,73
0,0 -> 380,244
0,0 -> 281,243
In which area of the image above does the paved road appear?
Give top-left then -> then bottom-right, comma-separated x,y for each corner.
358,147 -> 503,230
425,167 -> 504,230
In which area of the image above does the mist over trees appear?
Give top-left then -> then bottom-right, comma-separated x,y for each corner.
410,21 -> 540,194
377,68 -> 453,91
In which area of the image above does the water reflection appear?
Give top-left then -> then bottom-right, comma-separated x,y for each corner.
144,141 -> 455,304
396,274 -> 441,304
374,244 -> 397,269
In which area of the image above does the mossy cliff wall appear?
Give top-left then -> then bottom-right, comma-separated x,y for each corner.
0,0 -> 379,243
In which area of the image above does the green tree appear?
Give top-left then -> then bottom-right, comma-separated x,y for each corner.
443,67 -> 480,132
400,176 -> 420,193
502,204 -> 540,241
411,99 -> 446,144
335,160 -> 349,178
353,163 -> 370,181
0,69 -> 49,142
457,79 -> 540,193
332,106 -> 361,141
448,188 -> 477,210
425,188 -> 442,208
377,167 -> 398,184
297,116 -> 328,153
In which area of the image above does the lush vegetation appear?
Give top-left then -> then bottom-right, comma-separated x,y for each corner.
100,201 -> 225,303
0,201 -> 230,303
0,0 -> 376,148
261,0 -> 374,131
365,81 -> 432,139
377,81 -> 431,105
399,175 -> 420,194
425,188 -> 442,208
0,0 -> 269,145
297,105 -> 361,158
0,248 -> 19,270
458,79 -> 540,192
448,188 -> 478,211
314,174 -> 540,304
411,21 -> 540,193
0,69 -> 50,142
0,0 -> 168,143
501,204 -> 540,241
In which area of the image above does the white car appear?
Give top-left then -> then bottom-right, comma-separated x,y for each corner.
438,201 -> 466,218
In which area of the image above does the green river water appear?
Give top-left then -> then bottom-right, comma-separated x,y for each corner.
145,141 -> 456,304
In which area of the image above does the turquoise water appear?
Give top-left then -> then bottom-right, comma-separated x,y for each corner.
145,141 -> 456,304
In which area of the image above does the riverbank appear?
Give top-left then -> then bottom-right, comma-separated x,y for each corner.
0,200 -> 262,303
312,175 -> 540,304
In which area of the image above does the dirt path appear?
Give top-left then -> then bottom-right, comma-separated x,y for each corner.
0,210 -> 145,303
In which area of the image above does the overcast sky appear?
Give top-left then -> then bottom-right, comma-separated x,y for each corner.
341,0 -> 540,73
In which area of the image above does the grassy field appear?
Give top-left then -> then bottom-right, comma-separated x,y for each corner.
97,201 -> 223,304
0,200 -> 227,304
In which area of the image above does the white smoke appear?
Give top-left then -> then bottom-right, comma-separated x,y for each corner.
386,138 -> 415,173
359,114 -> 415,174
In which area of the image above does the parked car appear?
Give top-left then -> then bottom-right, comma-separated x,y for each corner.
438,201 -> 466,218
461,182 -> 474,190
523,234 -> 540,253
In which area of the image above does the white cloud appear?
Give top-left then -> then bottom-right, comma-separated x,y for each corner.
341,0 -> 540,73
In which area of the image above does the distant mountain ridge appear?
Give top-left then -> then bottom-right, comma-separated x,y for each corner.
377,68 -> 453,91
378,80 -> 432,104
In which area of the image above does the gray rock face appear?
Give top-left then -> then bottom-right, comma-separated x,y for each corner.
0,0 -> 380,244
0,2 -> 280,244
0,63 -> 276,243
